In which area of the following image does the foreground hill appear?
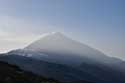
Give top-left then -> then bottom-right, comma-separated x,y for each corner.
0,54 -> 95,82
0,60 -> 92,83
0,61 -> 60,83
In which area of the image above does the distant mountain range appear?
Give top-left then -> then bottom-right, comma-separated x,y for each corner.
0,32 -> 125,83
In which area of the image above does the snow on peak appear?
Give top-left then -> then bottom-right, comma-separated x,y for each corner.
39,32 -> 65,39
51,32 -> 63,35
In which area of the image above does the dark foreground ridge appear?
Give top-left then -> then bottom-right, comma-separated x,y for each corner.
0,60 -> 92,83
0,61 -> 60,83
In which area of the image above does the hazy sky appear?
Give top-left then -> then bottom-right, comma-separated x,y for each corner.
0,0 -> 124,60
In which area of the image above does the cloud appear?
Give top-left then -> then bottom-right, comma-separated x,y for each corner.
0,29 -> 38,53
0,15 -> 64,53
0,15 -> 40,53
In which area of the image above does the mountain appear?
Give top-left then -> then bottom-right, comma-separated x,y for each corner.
0,32 -> 125,82
8,32 -> 125,71
10,32 -> 117,66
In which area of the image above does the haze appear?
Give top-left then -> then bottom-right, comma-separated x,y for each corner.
0,0 -> 124,60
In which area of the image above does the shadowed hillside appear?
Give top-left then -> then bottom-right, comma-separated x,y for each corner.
0,60 -> 92,83
0,61 -> 60,83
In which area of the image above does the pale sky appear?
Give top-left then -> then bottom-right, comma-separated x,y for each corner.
0,0 -> 124,60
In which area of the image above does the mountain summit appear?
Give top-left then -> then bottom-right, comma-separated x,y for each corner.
23,32 -> 111,66
25,32 -> 100,56
25,32 -> 75,52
